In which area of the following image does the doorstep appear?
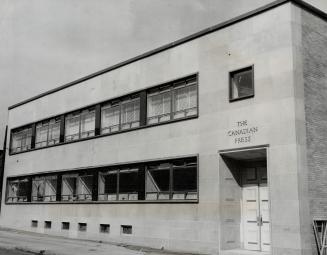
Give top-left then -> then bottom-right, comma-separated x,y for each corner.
220,249 -> 270,255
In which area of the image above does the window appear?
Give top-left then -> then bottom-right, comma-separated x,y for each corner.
78,223 -> 87,232
230,66 -> 254,101
99,224 -> 110,233
146,158 -> 197,200
65,108 -> 95,141
32,176 -> 57,202
62,222 -> 70,230
10,127 -> 32,153
61,173 -> 93,201
44,221 -> 52,229
147,76 -> 197,124
31,220 -> 38,228
98,168 -> 139,201
121,225 -> 132,235
35,118 -> 61,148
7,178 -> 30,202
101,96 -> 140,134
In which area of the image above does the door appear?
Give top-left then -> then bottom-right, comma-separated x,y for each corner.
242,185 -> 270,252
259,186 -> 270,252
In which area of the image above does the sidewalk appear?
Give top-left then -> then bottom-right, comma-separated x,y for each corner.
0,228 -> 200,255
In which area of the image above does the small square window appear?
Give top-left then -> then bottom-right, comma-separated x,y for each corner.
121,225 -> 132,235
99,224 -> 110,233
44,221 -> 52,229
78,223 -> 87,232
62,222 -> 70,230
230,66 -> 254,101
31,220 -> 38,228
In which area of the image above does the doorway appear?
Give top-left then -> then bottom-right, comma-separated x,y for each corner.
242,166 -> 270,252
219,147 -> 270,253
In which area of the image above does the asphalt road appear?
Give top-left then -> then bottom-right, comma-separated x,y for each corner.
0,248 -> 31,255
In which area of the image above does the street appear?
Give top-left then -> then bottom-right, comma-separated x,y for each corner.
0,228 -> 198,255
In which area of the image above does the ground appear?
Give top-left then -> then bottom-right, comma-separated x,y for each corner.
0,228 -> 199,255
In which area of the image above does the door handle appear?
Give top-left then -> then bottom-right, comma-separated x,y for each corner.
257,215 -> 263,226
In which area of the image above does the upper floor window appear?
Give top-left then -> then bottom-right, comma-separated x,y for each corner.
146,158 -> 197,200
7,178 -> 29,203
98,167 -> 139,201
35,118 -> 61,148
101,96 -> 140,135
65,108 -> 95,142
147,76 -> 197,124
11,127 -> 32,153
230,66 -> 254,101
32,175 -> 57,202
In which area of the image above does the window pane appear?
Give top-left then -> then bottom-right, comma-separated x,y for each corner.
80,110 -> 95,138
61,175 -> 77,201
7,178 -> 29,202
65,114 -> 80,141
147,90 -> 171,124
77,175 -> 93,201
101,104 -> 120,134
35,123 -> 49,148
231,68 -> 253,100
32,177 -> 45,201
44,176 -> 57,202
173,166 -> 197,191
48,119 -> 60,145
118,169 -> 138,200
121,98 -> 140,130
11,128 -> 32,152
98,171 -> 117,201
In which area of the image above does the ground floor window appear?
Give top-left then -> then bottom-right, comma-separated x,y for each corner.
61,173 -> 93,201
6,156 -> 198,204
7,178 -> 30,202
98,168 -> 139,201
146,158 -> 197,200
32,175 -> 57,202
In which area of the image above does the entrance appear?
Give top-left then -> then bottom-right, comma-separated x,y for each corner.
219,147 -> 270,254
242,167 -> 270,252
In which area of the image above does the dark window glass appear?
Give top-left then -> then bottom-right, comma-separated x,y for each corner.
121,225 -> 132,235
11,127 -> 32,153
62,222 -> 70,230
78,223 -> 87,232
146,158 -> 198,200
100,224 -> 110,233
44,221 -> 52,229
7,178 -> 29,203
230,67 -> 254,101
31,220 -> 38,227
98,169 -> 138,201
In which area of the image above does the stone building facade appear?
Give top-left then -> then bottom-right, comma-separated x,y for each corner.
0,1 -> 326,254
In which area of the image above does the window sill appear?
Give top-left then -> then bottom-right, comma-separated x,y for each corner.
9,114 -> 198,156
229,94 -> 254,102
5,199 -> 199,205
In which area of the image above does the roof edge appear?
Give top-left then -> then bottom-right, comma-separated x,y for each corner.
8,0 -> 327,110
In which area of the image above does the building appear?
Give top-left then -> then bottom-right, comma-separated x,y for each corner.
1,0 -> 327,254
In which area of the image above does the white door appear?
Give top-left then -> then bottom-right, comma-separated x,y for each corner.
243,185 -> 270,251
259,186 -> 271,252
243,186 -> 260,251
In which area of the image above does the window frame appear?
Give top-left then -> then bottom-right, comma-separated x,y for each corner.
229,65 -> 254,102
145,158 -> 198,201
9,74 -> 198,156
98,166 -> 140,202
5,156 -> 198,204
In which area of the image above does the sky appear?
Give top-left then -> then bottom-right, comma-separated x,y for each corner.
0,0 -> 326,146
